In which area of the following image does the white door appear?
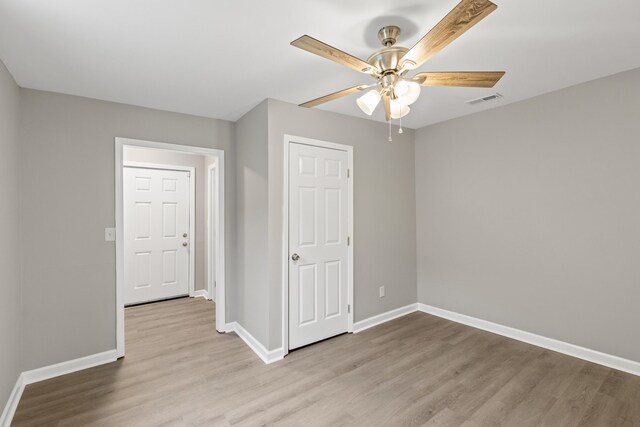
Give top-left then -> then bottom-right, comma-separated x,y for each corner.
124,167 -> 191,305
289,142 -> 349,349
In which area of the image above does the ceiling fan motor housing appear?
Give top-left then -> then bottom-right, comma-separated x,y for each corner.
369,26 -> 408,87
367,46 -> 409,75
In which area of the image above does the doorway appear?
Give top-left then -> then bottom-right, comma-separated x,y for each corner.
283,135 -> 354,352
115,138 -> 226,358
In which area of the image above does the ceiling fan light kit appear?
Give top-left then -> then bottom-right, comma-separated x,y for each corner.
390,100 -> 410,119
395,80 -> 420,105
290,0 -> 506,139
356,89 -> 382,116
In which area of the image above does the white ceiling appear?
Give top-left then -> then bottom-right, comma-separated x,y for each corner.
1,0 -> 639,129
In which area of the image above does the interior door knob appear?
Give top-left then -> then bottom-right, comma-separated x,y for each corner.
182,242 -> 188,247
291,253 -> 300,261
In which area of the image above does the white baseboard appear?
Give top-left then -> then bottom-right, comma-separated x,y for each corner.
194,289 -> 209,299
219,322 -> 235,333
1,350 -> 117,427
418,303 -> 640,377
1,373 -> 24,427
353,303 -> 419,333
226,322 -> 285,364
21,350 -> 118,385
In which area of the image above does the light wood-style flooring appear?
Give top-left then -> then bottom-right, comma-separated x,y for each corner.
13,298 -> 640,426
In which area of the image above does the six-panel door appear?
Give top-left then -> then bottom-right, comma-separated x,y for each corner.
124,167 -> 190,305
289,143 -> 349,349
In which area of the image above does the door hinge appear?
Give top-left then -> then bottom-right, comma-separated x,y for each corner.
348,304 -> 351,314
347,168 -> 350,178
347,236 -> 350,246
187,171 -> 191,177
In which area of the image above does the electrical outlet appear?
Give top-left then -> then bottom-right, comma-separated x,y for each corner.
379,286 -> 385,298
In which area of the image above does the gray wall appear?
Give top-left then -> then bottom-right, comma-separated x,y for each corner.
18,89 -> 235,370
233,100 -> 269,345
123,146 -> 211,292
0,60 -> 21,410
266,99 -> 417,350
415,68 -> 640,362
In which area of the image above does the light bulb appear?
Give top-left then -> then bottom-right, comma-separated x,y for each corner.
395,81 -> 409,97
394,80 -> 421,105
356,90 -> 381,116
390,99 -> 410,119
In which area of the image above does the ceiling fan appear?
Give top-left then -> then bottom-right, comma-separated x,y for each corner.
291,0 -> 505,122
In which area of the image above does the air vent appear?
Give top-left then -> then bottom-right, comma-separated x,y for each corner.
466,93 -> 503,105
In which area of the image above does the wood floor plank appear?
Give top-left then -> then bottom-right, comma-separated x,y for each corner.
11,297 -> 640,426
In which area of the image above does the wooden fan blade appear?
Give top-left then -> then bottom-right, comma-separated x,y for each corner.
383,95 -> 391,121
300,85 -> 370,108
399,0 -> 497,71
413,71 -> 505,88
291,35 -> 377,75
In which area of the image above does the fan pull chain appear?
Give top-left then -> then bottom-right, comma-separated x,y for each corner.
388,119 -> 392,142
398,115 -> 403,134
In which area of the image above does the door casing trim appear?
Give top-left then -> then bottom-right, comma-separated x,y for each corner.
282,135 -> 354,355
207,160 -> 221,302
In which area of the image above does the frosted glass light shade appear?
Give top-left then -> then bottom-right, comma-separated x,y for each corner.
394,80 -> 421,105
356,90 -> 381,115
390,99 -> 410,119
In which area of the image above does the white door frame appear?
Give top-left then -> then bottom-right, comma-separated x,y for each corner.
207,161 -> 219,302
115,137 -> 226,358
282,134 -> 354,356
123,161 -> 196,299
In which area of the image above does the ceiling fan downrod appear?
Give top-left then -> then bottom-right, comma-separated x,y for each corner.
377,26 -> 401,47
